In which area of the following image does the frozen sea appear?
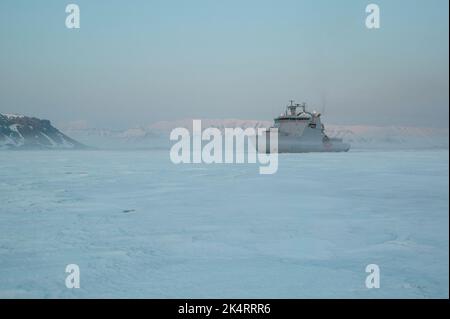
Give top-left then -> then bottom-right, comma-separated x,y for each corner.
0,149 -> 448,298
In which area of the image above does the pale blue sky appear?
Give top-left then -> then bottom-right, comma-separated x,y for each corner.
0,0 -> 448,128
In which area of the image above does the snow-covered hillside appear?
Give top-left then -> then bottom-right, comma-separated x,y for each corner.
0,113 -> 85,150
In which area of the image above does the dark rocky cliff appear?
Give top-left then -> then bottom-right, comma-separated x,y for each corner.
0,113 -> 86,150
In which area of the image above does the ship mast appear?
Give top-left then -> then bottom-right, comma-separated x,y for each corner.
287,100 -> 297,116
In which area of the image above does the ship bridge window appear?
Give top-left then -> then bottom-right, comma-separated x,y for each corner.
309,123 -> 317,128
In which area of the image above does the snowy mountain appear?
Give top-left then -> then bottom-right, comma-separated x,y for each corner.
61,118 -> 449,150
59,126 -> 163,150
0,113 -> 86,150
324,124 -> 449,149
61,119 -> 273,150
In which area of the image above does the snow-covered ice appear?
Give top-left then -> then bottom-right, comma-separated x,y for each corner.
0,150 -> 448,298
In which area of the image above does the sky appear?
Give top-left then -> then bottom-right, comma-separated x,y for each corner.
0,0 -> 448,129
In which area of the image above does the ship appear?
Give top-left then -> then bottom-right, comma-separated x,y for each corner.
260,100 -> 350,153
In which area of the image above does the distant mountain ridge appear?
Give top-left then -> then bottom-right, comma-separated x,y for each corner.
61,118 -> 449,150
0,113 -> 85,150
2,114 -> 447,150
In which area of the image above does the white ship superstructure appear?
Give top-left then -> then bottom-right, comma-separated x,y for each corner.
267,100 -> 350,153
